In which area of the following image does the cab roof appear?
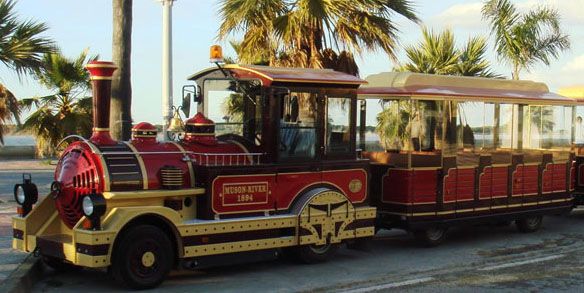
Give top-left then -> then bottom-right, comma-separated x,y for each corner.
358,72 -> 575,105
188,64 -> 366,87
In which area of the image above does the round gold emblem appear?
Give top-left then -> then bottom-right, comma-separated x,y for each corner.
349,179 -> 363,193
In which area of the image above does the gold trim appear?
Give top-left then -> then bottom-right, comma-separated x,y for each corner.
84,141 -> 111,192
123,142 -> 149,190
185,132 -> 216,136
169,142 -> 196,188
132,134 -> 157,138
474,207 -> 490,211
90,76 -> 113,80
86,63 -> 117,69
456,208 -> 474,213
92,127 -> 110,131
437,210 -> 455,215
103,188 -> 205,200
186,123 -> 215,126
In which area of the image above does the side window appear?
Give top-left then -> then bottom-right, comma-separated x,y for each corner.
279,92 -> 317,160
326,97 -> 352,155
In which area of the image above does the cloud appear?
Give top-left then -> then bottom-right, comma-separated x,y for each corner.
562,54 -> 584,72
432,0 -> 584,29
431,2 -> 485,29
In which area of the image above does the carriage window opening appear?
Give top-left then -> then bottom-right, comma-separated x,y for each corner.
411,100 -> 443,153
575,106 -> 584,145
456,102 -> 486,166
203,79 -> 262,145
326,97 -> 352,154
279,92 -> 317,160
495,103 -> 517,149
375,99 -> 412,152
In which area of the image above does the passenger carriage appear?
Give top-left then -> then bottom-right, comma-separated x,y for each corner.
358,72 -> 576,245
558,86 -> 584,205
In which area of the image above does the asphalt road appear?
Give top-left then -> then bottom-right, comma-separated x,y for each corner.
30,210 -> 584,292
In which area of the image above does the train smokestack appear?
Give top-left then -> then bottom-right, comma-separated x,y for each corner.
86,61 -> 117,145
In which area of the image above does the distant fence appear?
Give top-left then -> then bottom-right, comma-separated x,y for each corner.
0,145 -> 36,159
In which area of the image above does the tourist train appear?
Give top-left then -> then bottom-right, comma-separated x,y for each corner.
11,46 -> 583,289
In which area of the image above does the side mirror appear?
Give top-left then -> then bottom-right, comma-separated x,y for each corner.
182,93 -> 191,118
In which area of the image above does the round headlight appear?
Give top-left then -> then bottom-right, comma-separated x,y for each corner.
15,185 -> 25,205
82,196 -> 94,216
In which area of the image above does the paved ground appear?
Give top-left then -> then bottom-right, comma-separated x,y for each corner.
0,202 -> 27,284
0,160 -> 53,287
30,210 -> 584,292
0,159 -> 54,201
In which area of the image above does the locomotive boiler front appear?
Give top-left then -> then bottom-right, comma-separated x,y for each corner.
52,61 -> 116,227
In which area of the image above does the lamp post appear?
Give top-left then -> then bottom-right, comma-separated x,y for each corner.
160,0 -> 175,140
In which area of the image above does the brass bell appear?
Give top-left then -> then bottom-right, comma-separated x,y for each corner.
167,108 -> 184,133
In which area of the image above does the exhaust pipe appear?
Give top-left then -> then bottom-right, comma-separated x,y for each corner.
85,61 -> 117,145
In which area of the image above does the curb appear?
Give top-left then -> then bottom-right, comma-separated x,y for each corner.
0,254 -> 42,293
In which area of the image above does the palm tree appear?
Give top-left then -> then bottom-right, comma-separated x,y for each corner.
482,0 -> 570,80
0,0 -> 54,143
218,0 -> 419,74
20,50 -> 96,157
398,27 -> 498,77
111,0 -> 132,140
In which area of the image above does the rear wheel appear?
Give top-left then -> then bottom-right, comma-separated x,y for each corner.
516,216 -> 543,233
111,225 -> 174,290
293,243 -> 339,264
414,227 -> 447,247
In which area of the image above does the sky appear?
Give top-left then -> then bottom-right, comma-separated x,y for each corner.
1,0 -> 583,124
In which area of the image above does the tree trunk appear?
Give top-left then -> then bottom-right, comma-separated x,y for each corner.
111,0 -> 133,140
512,62 -> 520,80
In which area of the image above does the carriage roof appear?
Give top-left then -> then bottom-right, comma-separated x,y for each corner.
358,72 -> 575,105
188,64 -> 366,87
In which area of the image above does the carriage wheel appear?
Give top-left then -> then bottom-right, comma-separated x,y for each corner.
516,216 -> 543,233
293,242 -> 340,264
414,227 -> 447,247
111,225 -> 174,290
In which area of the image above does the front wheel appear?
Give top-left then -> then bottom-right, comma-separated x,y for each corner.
111,225 -> 174,290
292,243 -> 339,264
516,216 -> 543,233
414,227 -> 447,247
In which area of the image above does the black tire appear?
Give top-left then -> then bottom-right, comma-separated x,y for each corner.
42,256 -> 77,272
414,227 -> 447,247
516,216 -> 543,233
111,225 -> 174,290
292,243 -> 339,264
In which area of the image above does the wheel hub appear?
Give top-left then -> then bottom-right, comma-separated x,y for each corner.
141,251 -> 156,267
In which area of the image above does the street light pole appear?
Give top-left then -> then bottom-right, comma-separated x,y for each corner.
160,0 -> 175,140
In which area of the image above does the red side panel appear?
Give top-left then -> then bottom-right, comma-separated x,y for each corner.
512,165 -> 524,196
523,165 -> 539,195
276,169 -> 368,210
456,168 -> 475,202
491,166 -> 508,197
322,169 -> 368,202
412,170 -> 437,204
479,167 -> 493,199
276,172 -> 321,209
579,164 -> 584,187
212,174 -> 276,214
382,169 -> 412,204
443,168 -> 457,203
542,164 -> 553,193
552,163 -> 567,192
571,162 -> 576,190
